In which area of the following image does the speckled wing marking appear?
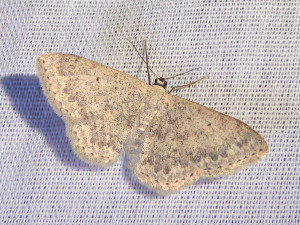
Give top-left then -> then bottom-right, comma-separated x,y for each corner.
37,53 -> 268,194
129,92 -> 269,194
37,53 -> 152,166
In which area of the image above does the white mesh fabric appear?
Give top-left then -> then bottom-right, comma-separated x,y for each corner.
1,1 -> 299,224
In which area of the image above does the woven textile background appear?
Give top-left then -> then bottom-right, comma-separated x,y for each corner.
1,1 -> 299,224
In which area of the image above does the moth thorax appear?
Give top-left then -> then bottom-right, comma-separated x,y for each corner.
154,77 -> 167,89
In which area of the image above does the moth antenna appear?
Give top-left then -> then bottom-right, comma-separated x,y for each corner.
165,67 -> 202,80
127,39 -> 159,79
144,40 -> 151,85
168,75 -> 210,94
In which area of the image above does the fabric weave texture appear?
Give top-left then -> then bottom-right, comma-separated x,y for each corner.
1,1 -> 299,224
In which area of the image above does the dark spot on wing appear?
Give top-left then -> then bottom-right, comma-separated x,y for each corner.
154,164 -> 162,173
236,142 -> 243,148
179,159 -> 189,168
78,99 -> 86,107
90,137 -> 95,144
219,145 -> 229,158
209,152 -> 219,161
143,157 -> 154,165
236,136 -> 250,148
190,152 -> 202,163
63,87 -> 72,94
140,160 -> 147,166
163,166 -> 170,174
68,95 -> 77,102
97,141 -> 103,147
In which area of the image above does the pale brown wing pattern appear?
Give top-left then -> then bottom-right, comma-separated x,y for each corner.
37,53 -> 151,166
37,53 -> 268,193
132,92 -> 269,194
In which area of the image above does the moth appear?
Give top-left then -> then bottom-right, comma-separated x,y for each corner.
37,44 -> 268,194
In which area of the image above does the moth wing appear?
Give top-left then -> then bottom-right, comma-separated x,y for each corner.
130,93 -> 269,194
37,53 -> 149,166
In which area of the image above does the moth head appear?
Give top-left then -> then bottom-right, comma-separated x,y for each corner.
153,77 -> 167,89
